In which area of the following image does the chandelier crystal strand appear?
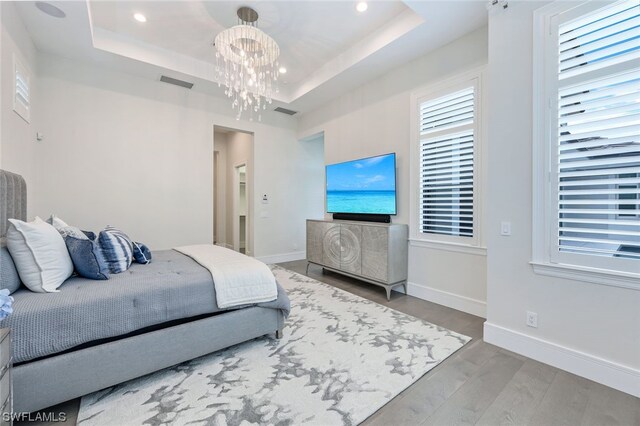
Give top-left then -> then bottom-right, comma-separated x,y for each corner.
215,7 -> 280,121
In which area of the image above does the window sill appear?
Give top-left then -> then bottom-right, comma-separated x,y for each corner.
530,262 -> 640,291
409,239 -> 487,256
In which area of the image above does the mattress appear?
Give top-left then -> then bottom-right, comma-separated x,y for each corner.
2,250 -> 290,363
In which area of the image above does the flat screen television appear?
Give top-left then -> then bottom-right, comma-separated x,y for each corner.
326,153 -> 397,215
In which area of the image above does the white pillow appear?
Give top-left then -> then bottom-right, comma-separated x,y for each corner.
6,217 -> 74,293
47,214 -> 88,240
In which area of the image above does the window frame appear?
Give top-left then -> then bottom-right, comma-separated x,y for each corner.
410,68 -> 486,253
532,0 -> 640,289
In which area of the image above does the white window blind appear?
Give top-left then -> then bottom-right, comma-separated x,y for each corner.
420,87 -> 475,238
13,56 -> 30,122
555,0 -> 640,264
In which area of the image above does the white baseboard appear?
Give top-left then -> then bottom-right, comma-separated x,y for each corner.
484,322 -> 640,398
256,251 -> 306,264
405,281 -> 486,318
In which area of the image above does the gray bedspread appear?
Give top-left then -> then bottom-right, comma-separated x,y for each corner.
1,250 -> 290,363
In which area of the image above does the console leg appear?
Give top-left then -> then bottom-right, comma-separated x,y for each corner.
275,328 -> 284,339
402,282 -> 407,294
306,262 -> 310,275
385,287 -> 391,301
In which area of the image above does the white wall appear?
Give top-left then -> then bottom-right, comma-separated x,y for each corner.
296,133 -> 325,228
298,26 -> 489,316
17,52 -> 316,259
253,129 -> 326,263
484,1 -> 640,396
0,2 -> 37,214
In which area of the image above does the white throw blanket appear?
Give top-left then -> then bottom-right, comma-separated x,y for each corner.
174,244 -> 278,309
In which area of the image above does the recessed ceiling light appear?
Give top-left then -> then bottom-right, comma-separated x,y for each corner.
35,2 -> 66,18
133,13 -> 147,23
279,67 -> 287,74
356,2 -> 368,13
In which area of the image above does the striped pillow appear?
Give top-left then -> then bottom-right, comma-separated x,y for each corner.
98,226 -> 133,274
132,242 -> 152,264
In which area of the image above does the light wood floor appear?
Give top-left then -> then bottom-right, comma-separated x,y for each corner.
282,261 -> 639,426
23,260 -> 640,426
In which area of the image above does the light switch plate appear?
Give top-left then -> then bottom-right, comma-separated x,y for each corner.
501,221 -> 512,236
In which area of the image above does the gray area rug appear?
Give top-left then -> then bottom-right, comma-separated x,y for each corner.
78,266 -> 470,425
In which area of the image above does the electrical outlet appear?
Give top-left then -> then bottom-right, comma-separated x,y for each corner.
526,311 -> 538,328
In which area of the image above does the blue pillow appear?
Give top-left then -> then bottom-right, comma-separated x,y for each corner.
65,234 -> 110,280
98,226 -> 133,274
0,245 -> 22,294
132,242 -> 152,264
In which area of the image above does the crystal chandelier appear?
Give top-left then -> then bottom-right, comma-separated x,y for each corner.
214,7 -> 280,120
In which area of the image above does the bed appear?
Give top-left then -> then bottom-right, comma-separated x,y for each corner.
0,169 -> 290,413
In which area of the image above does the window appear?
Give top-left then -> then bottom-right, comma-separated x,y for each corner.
410,71 -> 483,249
534,0 -> 640,279
617,173 -> 639,220
420,88 -> 475,238
13,54 -> 30,123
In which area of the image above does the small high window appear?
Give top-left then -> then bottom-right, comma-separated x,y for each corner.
13,55 -> 30,123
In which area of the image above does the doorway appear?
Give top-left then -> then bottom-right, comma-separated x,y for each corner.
213,126 -> 254,255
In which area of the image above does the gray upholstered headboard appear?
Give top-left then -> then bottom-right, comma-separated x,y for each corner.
0,170 -> 27,239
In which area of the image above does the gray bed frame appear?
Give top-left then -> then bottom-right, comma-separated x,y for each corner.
0,170 -> 285,413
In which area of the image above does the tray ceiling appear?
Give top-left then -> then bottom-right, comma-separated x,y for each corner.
15,1 -> 488,113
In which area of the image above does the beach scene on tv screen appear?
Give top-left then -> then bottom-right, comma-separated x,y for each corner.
326,154 -> 397,214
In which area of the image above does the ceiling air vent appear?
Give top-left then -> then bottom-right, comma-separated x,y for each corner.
274,107 -> 297,116
159,75 -> 194,89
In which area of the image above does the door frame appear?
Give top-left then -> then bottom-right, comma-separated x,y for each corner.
233,161 -> 249,252
213,151 -> 220,244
